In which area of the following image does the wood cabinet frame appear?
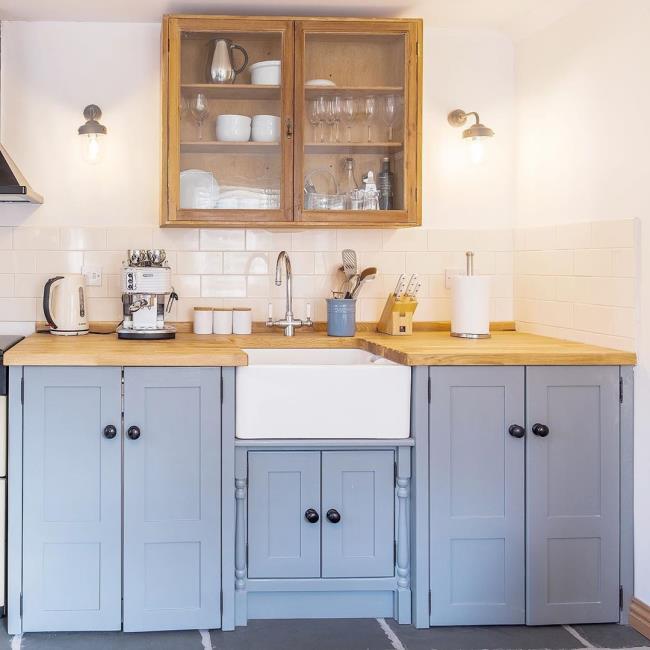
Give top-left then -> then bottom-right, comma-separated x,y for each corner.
161,15 -> 422,228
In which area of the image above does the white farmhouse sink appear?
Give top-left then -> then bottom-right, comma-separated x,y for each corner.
236,348 -> 411,439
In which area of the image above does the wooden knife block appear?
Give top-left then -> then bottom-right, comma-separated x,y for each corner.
376,294 -> 418,336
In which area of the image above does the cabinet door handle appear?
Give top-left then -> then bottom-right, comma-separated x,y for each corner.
508,424 -> 525,438
304,508 -> 319,523
326,509 -> 341,523
103,425 -> 117,439
532,423 -> 549,437
127,425 -> 141,440
286,118 -> 293,138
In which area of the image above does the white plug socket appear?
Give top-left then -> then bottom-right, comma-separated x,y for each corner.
83,266 -> 102,287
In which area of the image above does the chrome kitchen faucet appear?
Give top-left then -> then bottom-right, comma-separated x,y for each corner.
267,251 -> 313,336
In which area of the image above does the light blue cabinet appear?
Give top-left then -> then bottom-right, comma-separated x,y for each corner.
19,366 -> 221,633
248,451 -> 321,578
247,450 -> 395,580
429,367 -> 525,625
123,367 -> 221,631
22,367 -> 122,631
526,366 -> 620,625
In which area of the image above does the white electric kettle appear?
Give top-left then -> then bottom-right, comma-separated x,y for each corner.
43,275 -> 89,335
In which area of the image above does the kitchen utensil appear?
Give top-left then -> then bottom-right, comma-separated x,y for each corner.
206,38 -> 248,84
342,249 -> 358,282
251,114 -> 280,142
451,251 -> 491,339
349,266 -> 377,299
382,94 -> 399,141
404,273 -> 419,297
43,274 -> 89,336
249,60 -> 281,85
180,169 -> 220,209
306,79 -> 336,86
216,114 -> 252,142
190,93 -> 210,140
304,168 -> 342,210
377,292 -> 418,336
393,273 -> 407,298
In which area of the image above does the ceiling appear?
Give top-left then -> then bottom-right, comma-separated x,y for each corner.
0,0 -> 591,40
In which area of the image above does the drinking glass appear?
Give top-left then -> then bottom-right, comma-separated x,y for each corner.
308,99 -> 321,142
330,96 -> 343,143
341,96 -> 356,142
324,97 -> 337,143
314,96 -> 328,143
382,94 -> 399,141
190,93 -> 209,140
180,95 -> 190,121
363,95 -> 377,143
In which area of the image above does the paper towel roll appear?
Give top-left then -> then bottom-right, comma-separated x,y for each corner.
451,275 -> 491,338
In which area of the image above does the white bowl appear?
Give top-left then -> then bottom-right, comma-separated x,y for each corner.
180,170 -> 219,209
249,60 -> 281,85
251,114 -> 280,142
216,114 -> 251,142
306,79 -> 336,86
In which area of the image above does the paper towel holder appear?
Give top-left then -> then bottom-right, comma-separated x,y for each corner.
450,251 -> 491,339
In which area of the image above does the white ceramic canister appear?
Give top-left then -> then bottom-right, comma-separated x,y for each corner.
232,307 -> 253,334
251,115 -> 281,142
249,60 -> 281,85
193,307 -> 213,334
216,114 -> 251,142
213,308 -> 233,335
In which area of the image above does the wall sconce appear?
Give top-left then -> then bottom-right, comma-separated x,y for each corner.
448,109 -> 494,165
78,104 -> 107,164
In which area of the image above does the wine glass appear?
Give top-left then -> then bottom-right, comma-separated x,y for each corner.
363,95 -> 377,143
341,96 -> 356,143
180,95 -> 190,121
313,96 -> 328,143
330,96 -> 343,143
308,99 -> 321,142
382,94 -> 399,142
190,93 -> 209,141
323,97 -> 337,143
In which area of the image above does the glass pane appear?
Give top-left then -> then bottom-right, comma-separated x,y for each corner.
302,32 -> 406,214
179,30 -> 284,211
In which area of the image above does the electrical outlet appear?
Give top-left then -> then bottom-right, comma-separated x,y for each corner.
83,266 -> 102,287
445,268 -> 465,289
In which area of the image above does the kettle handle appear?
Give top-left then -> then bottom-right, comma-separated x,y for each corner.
43,276 -> 64,329
229,43 -> 249,77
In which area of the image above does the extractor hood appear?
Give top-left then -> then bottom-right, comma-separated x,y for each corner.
0,143 -> 43,203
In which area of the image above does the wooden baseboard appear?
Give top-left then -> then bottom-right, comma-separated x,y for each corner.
630,597 -> 650,641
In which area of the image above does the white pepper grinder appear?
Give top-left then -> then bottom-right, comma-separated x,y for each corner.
450,251 -> 491,338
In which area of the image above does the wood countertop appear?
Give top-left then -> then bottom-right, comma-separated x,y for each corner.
3,329 -> 636,367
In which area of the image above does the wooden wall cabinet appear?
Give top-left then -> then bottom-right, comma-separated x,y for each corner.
162,15 -> 422,228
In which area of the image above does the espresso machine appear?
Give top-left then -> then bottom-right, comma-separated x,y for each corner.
117,249 -> 178,340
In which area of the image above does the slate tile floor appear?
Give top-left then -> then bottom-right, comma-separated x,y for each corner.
1,619 -> 648,650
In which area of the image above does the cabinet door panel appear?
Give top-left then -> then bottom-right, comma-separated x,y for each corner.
429,367 -> 525,625
22,367 -> 122,631
321,450 -> 394,578
526,366 -> 620,625
123,367 -> 220,631
248,451 -> 321,578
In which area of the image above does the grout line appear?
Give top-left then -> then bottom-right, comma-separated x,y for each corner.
199,629 -> 212,650
376,618 -> 406,650
10,634 -> 22,650
563,624 -> 594,648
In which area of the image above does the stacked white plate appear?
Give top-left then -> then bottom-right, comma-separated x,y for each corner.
180,170 -> 220,209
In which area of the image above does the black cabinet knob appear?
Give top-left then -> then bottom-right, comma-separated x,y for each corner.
508,424 -> 525,438
304,508 -> 319,523
532,423 -> 549,437
326,509 -> 341,523
127,425 -> 141,440
103,425 -> 117,439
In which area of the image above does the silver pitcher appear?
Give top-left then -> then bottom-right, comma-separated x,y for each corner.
207,38 -> 249,84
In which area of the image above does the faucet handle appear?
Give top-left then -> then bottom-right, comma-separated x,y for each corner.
304,302 -> 313,327
266,302 -> 274,327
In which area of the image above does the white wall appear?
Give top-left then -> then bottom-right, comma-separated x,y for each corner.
0,20 -> 516,330
515,0 -> 650,604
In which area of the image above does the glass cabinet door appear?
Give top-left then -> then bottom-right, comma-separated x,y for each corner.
294,20 -> 420,225
164,17 -> 294,225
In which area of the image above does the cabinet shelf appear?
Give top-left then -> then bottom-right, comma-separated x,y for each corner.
181,83 -> 281,100
181,141 -> 280,154
304,142 -> 403,154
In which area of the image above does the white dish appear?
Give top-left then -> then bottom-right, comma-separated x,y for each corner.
306,79 -> 336,86
236,348 -> 410,439
179,169 -> 219,209
249,60 -> 281,85
216,114 -> 251,142
251,114 -> 280,142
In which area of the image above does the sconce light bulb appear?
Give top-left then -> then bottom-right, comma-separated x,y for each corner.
81,133 -> 105,164
467,136 -> 487,165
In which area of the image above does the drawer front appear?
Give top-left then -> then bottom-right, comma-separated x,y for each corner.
321,450 -> 395,578
248,451 -> 321,578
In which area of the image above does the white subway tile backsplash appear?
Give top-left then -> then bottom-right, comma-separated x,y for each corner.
200,229 -> 245,251
223,252 -> 269,275
611,248 -> 636,277
60,227 -> 107,251
0,228 -> 13,249
172,275 -> 201,298
556,222 -> 591,249
337,229 -> 383,251
590,219 -> 635,248
0,297 -> 37,321
574,249 -> 612,276
14,274 -> 50,298
246,230 -> 291,252
246,276 -> 271,298
106,227 -> 154,251
383,229 -> 428,252
13,227 -> 60,250
176,252 -> 223,275
201,275 -> 246,298
292,230 -> 337,252
83,251 -> 124,273
35,251 -> 84,274
427,229 -> 474,252
0,274 -> 13,297
153,228 -> 199,251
